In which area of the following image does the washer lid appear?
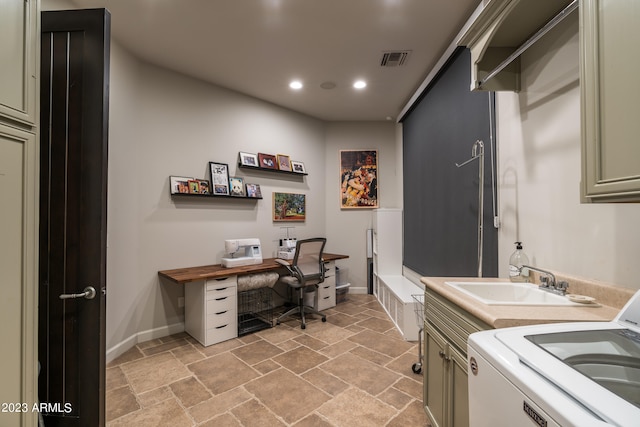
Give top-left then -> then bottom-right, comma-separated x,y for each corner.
496,322 -> 640,426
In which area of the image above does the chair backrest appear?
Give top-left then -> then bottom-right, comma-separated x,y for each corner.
292,238 -> 326,284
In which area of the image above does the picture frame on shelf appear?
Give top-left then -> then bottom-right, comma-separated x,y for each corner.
229,177 -> 246,197
239,152 -> 259,167
277,154 -> 291,171
291,160 -> 306,174
273,192 -> 306,222
170,176 -> 193,194
246,183 -> 262,198
258,153 -> 278,169
209,161 -> 231,196
198,179 -> 210,194
188,180 -> 200,194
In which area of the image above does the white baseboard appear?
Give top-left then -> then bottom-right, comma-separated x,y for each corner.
106,322 -> 185,363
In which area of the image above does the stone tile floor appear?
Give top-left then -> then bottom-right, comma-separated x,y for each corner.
106,294 -> 430,426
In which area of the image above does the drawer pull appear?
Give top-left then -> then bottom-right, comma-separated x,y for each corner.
215,287 -> 229,291
323,296 -> 330,300
215,310 -> 228,315
215,278 -> 230,281
215,324 -> 228,329
215,297 -> 228,301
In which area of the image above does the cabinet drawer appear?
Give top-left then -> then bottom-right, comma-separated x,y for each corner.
206,284 -> 236,301
426,290 -> 490,355
317,292 -> 336,311
205,276 -> 237,291
206,307 -> 237,329
206,294 -> 236,315
205,321 -> 237,345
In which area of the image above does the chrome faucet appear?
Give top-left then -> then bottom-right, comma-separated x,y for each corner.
522,265 -> 569,296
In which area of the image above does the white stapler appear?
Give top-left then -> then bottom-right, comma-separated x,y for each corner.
221,238 -> 263,267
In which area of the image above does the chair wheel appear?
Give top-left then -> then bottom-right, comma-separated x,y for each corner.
321,317 -> 327,322
412,363 -> 422,374
276,320 -> 280,325
301,324 -> 306,329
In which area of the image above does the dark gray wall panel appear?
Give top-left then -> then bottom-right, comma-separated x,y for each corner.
402,48 -> 497,277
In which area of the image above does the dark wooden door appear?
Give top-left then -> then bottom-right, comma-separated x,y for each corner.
39,9 -> 110,427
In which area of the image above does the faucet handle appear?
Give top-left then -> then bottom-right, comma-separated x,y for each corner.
539,276 -> 550,287
556,281 -> 569,292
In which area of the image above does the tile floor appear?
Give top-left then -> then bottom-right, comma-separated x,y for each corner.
106,294 -> 430,426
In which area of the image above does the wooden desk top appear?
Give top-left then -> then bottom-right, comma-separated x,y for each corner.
158,253 -> 349,284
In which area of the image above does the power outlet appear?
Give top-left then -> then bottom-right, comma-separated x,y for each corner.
178,297 -> 185,308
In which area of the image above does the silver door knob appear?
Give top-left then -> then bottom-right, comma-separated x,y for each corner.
59,286 -> 96,300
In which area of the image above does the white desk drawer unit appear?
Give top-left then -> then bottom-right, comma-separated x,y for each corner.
316,261 -> 336,311
186,276 -> 238,346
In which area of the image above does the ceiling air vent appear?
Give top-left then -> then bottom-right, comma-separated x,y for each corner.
380,51 -> 411,67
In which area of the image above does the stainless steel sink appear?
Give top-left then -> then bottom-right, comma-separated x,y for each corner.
444,281 -> 594,306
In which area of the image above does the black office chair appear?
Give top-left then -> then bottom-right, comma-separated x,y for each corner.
275,238 -> 328,329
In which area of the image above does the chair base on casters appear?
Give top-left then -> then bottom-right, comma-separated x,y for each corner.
276,288 -> 327,329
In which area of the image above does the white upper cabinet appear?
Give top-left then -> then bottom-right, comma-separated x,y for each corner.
581,0 -> 640,202
0,0 -> 38,126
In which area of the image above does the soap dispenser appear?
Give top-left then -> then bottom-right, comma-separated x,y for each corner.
509,242 -> 529,282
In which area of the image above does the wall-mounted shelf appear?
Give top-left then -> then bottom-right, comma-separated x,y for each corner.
171,192 -> 262,200
238,163 -> 307,177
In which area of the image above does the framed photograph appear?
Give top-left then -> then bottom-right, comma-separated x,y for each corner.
188,180 -> 200,194
229,177 -> 246,197
291,160 -> 306,174
277,154 -> 291,171
273,192 -> 306,222
209,162 -> 230,196
198,179 -> 210,194
246,183 -> 262,198
239,152 -> 259,167
339,149 -> 378,209
258,153 -> 278,169
170,176 -> 193,194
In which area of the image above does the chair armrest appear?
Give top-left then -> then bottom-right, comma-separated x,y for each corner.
275,258 -> 295,276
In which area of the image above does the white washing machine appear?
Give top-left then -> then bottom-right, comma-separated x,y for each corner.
467,290 -> 640,427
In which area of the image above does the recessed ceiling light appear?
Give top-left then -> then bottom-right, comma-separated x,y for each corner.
353,80 -> 367,89
289,80 -> 303,90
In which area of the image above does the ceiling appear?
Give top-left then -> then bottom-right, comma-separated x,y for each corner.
69,0 -> 480,121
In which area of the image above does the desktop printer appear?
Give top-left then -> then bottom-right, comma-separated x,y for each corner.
221,238 -> 263,267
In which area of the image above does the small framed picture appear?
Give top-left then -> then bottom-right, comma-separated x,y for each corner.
258,153 -> 277,169
229,177 -> 246,197
277,154 -> 291,171
273,192 -> 306,222
239,152 -> 259,167
291,160 -> 306,174
209,162 -> 230,196
198,179 -> 210,194
170,176 -> 193,194
188,180 -> 200,194
246,183 -> 262,198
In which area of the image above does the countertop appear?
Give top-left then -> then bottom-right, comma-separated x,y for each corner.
420,276 -> 635,329
159,253 -> 349,284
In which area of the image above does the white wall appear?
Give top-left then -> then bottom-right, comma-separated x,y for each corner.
323,122 -> 400,294
496,12 -> 640,290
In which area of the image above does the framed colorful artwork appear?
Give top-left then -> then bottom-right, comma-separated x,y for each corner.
170,176 -> 193,194
273,192 -> 306,222
246,183 -> 262,198
339,149 -> 378,209
277,154 -> 291,171
258,153 -> 277,169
